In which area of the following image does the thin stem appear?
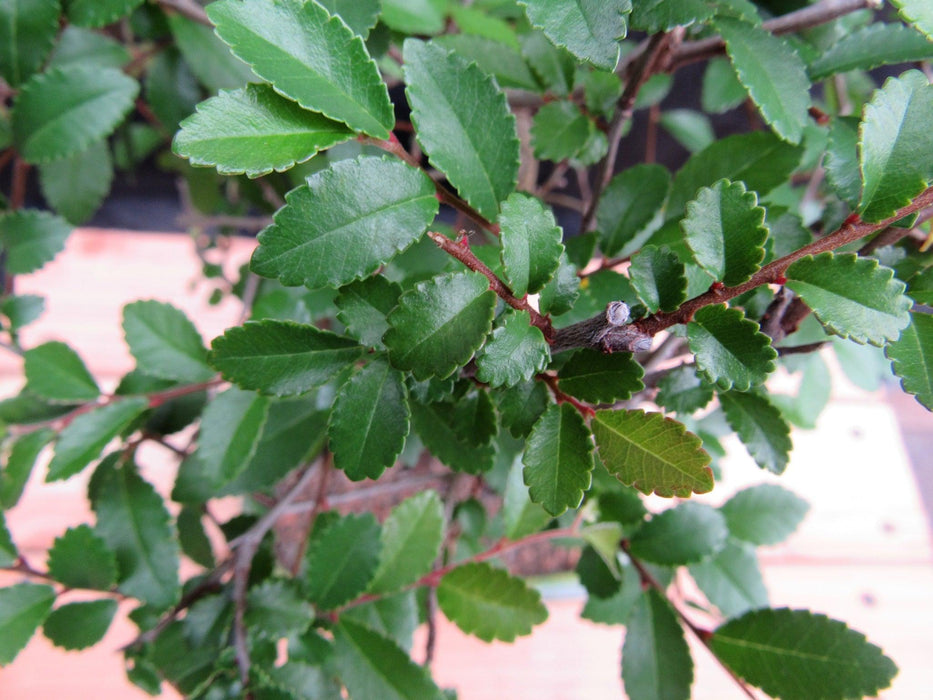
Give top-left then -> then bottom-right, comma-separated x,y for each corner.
157,0 -> 211,26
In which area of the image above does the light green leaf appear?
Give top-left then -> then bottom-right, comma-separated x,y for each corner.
521,30 -> 575,95
716,17 -> 809,143
0,583 -> 55,665
711,609 -> 898,700
520,0 -> 628,70
0,0 -> 59,86
174,84 -> 354,178
208,319 -> 362,396
245,579 -> 313,640
683,179 -> 768,286
47,25 -> 131,72
46,524 -> 118,590
368,491 -> 444,594
689,540 -> 768,618
12,65 -> 138,163
630,0 -> 713,33
892,0 -> 933,41
591,409 -> 713,498
167,13 -> 256,92
317,0 -> 381,37
721,483 -> 810,546
437,562 -> 548,642
0,294 -> 45,332
0,428 -> 55,509
46,398 -> 149,482
334,617 -> 445,700
306,513 -> 381,610
628,502 -> 728,566
335,276 -> 402,350
122,300 -> 215,383
629,245 -> 688,313
503,453 -> 552,539
654,365 -> 713,415
342,591 -> 418,653
530,100 -> 594,163
208,0 -> 393,138
687,304 -> 777,391
38,140 -> 113,225
886,310 -> 933,410
24,341 -> 100,402
197,387 -> 269,485
251,156 -> 438,288
522,403 -> 595,516
702,57 -> 747,114
557,349 -> 645,403
385,271 -> 497,380
410,395 -> 497,474
381,0 -> 446,34
476,311 -> 551,387
597,164 -> 670,258
858,70 -> 933,222
329,359 -> 410,481
808,23 -> 933,81
500,192 -> 564,297
824,116 -> 861,208
0,209 -> 71,275
434,34 -> 538,90
43,599 -> 118,651
0,514 -> 15,567
622,589 -> 693,700
659,108 -> 715,153
93,462 -> 180,609
404,39 -> 519,220
65,0 -> 143,27
719,391 -> 793,474
785,252 -> 912,346
538,251 -> 580,315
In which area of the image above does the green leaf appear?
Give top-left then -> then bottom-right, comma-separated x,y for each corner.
24,341 -> 100,402
197,387 -> 270,485
629,245 -> 688,313
687,304 -> 777,391
667,132 -> 802,221
335,276 -> 402,350
1,294 -> 45,332
622,589 -> 693,700
591,409 -> 713,498
654,365 -> 713,415
209,320 -> 362,396
683,179 -> 768,286
245,579 -> 314,640
403,39 -> 519,220
522,403 -> 595,516
0,583 -> 55,664
43,599 -> 118,651
824,116 -> 861,208
434,34 -> 538,90
628,502 -> 728,566
46,397 -> 150,482
167,13 -> 256,92
145,46 -> 201,134
0,513 -> 15,567
437,562 -> 547,642
38,140 -> 113,225
597,164 -> 670,258
0,428 -> 54,509
475,311 -> 551,387
251,156 -> 438,288
12,65 -> 138,163
381,0 -> 446,34
65,0 -> 143,27
630,0 -> 714,33
306,513 -> 381,610
317,0 -> 380,37
0,209 -> 71,275
892,0 -> 933,41
385,271 -> 497,380
808,23 -> 933,81
48,25 -> 130,72
329,359 -> 410,481
581,560 -> 642,625
498,380 -> 550,438
530,100 -> 593,162
521,29 -> 575,95
0,0 -> 59,86
207,0 -> 393,138
500,192 -> 564,297
342,591 -> 418,653
538,251 -> 580,315
503,452 -> 552,539
334,617 -> 445,700
122,300 -> 216,383
557,349 -> 645,403
785,252 -> 912,346
886,310 -> 933,410
689,540 -> 767,618
721,483 -> 810,546
702,57 -> 746,114
858,70 -> 933,222
519,0 -> 628,70
93,462 -> 180,609
715,17 -> 809,143
719,391 -> 793,474
410,395 -> 496,474
46,524 -> 118,590
368,491 -> 445,594
177,507 -> 215,569
174,84 -> 354,178
711,608 -> 898,700
659,108 -> 715,153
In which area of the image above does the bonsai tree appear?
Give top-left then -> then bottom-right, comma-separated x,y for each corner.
1,0 -> 931,697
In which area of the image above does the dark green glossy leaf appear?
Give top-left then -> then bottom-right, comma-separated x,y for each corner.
245,579 -> 314,640
177,507 -> 215,569
629,245 -> 688,313
0,209 -> 71,275
404,39 -> 519,220
122,300 -> 215,383
475,311 -> 551,387
167,13 -> 256,92
46,524 -> 118,590
38,140 -> 113,225
0,0 -> 59,86
197,387 -> 269,485
0,583 -> 55,664
597,164 -> 670,258
0,428 -> 54,509
335,276 -> 402,350
808,23 -> 933,81
538,251 -> 580,315
521,29 -> 575,95
43,599 -> 118,651
24,341 -> 99,402
628,502 -> 728,566
410,395 -> 496,474
687,304 -> 777,391
886,310 -> 933,410
500,192 -> 564,297
621,589 -> 693,700
65,0 -> 143,27
252,156 -> 438,288
306,513 -> 381,610
208,0 -> 394,137
368,491 -> 444,594
719,390 -> 792,474
209,320 -> 362,396
520,0 -> 628,70
557,349 -> 645,403
655,365 -> 713,415
720,483 -> 810,546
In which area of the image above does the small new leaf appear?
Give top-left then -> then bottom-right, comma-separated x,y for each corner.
687,304 -> 777,391
437,562 -> 548,642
